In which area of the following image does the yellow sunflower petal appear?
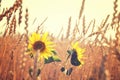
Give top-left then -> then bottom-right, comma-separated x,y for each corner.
34,33 -> 40,41
72,42 -> 79,49
46,41 -> 54,45
80,60 -> 84,65
77,48 -> 85,54
41,32 -> 48,41
77,54 -> 83,60
32,33 -> 37,40
28,44 -> 32,49
29,35 -> 35,44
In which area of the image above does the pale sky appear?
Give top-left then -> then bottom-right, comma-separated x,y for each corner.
0,0 -> 120,36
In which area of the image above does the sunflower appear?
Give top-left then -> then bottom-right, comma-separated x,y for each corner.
71,42 -> 85,66
27,32 -> 54,60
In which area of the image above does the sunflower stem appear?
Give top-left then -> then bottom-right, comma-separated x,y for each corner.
33,50 -> 40,80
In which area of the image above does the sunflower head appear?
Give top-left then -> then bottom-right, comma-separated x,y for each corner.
71,41 -> 85,66
27,32 -> 55,60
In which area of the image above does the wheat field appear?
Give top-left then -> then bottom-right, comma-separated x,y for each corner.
0,0 -> 120,80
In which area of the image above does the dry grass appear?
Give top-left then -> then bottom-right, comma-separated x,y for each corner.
0,0 -> 120,80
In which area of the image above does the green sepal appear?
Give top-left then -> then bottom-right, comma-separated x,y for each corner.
44,57 -> 54,64
67,50 -> 72,55
29,68 -> 33,78
30,53 -> 34,58
37,68 -> 41,77
26,48 -> 32,52
51,50 -> 57,55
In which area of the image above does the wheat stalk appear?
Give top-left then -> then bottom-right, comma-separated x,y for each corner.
18,2 -> 22,25
24,8 -> 29,46
36,17 -> 48,33
91,19 -> 96,33
82,15 -> 86,35
0,0 -> 22,21
13,15 -> 17,34
85,19 -> 93,35
78,0 -> 85,20
9,15 -> 16,35
3,26 -> 9,37
111,0 -> 118,29
66,16 -> 71,39
57,27 -> 63,39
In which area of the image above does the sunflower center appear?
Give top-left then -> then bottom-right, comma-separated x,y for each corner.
33,41 -> 45,51
71,49 -> 81,66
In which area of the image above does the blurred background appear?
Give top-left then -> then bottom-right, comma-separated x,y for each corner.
1,0 -> 120,36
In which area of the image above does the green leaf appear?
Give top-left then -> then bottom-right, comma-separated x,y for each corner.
44,56 -> 61,64
60,67 -> 65,72
66,67 -> 73,76
52,55 -> 61,62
